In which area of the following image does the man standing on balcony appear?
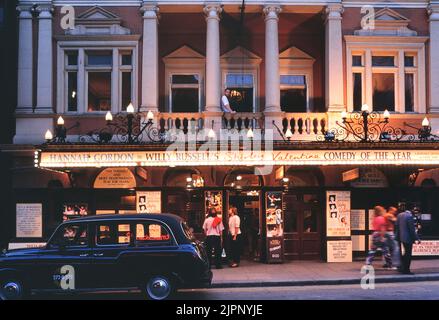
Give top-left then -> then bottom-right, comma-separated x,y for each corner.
221,89 -> 236,113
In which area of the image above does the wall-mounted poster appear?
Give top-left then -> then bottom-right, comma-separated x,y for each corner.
266,191 -> 284,263
63,204 -> 88,221
16,203 -> 42,238
94,167 -> 136,189
327,240 -> 353,262
413,240 -> 439,256
326,191 -> 351,237
351,209 -> 366,231
205,191 -> 223,217
351,235 -> 366,251
136,191 -> 162,213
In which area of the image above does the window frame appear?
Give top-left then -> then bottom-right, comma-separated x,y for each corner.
57,40 -> 139,115
48,222 -> 90,249
345,38 -> 426,114
279,74 -> 309,113
223,72 -> 256,113
169,73 -> 202,113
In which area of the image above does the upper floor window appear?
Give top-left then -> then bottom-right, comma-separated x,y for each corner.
225,74 -> 254,112
345,8 -> 427,114
170,74 -> 200,112
280,75 -> 307,112
57,43 -> 138,114
347,48 -> 426,114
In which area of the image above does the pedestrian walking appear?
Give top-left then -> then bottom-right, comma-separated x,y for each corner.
228,206 -> 242,268
366,206 -> 392,266
395,204 -> 421,275
202,208 -> 224,269
384,206 -> 399,268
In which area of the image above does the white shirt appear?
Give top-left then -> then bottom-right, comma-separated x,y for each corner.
221,95 -> 231,112
203,216 -> 224,236
228,215 -> 241,236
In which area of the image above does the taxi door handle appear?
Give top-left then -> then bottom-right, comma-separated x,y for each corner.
93,253 -> 104,257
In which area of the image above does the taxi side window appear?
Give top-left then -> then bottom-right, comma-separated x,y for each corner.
135,222 -> 172,246
52,224 -> 88,247
96,223 -> 131,246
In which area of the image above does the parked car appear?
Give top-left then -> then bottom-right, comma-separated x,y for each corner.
0,214 -> 212,300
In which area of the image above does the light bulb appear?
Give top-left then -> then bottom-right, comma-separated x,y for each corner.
285,128 -> 293,139
236,175 -> 242,181
105,111 -> 113,122
422,117 -> 430,127
361,104 -> 369,112
45,129 -> 53,141
57,116 -> 64,126
208,128 -> 216,139
147,110 -> 154,120
383,109 -> 390,119
247,128 -> 254,139
341,111 -> 347,119
126,103 -> 135,113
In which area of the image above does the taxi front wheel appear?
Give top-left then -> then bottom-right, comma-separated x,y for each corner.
142,275 -> 175,300
0,278 -> 28,300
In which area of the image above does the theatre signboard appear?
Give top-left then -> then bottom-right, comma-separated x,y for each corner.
38,149 -> 439,168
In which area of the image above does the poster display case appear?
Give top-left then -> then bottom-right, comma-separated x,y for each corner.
265,191 -> 284,263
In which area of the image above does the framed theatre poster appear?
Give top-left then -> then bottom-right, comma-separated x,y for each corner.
16,203 -> 43,238
204,191 -> 223,217
327,240 -> 353,262
351,209 -> 366,231
265,191 -> 284,263
326,191 -> 351,237
136,191 -> 162,213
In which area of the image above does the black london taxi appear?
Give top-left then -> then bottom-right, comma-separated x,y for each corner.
0,214 -> 212,300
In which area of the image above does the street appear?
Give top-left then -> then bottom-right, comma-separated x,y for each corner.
33,280 -> 439,300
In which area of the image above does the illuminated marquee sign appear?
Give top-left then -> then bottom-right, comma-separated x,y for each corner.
38,149 -> 439,168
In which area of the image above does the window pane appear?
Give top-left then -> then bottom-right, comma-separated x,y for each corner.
280,75 -> 305,86
372,73 -> 395,111
67,72 -> 78,112
172,75 -> 199,84
280,88 -> 306,112
405,73 -> 414,112
87,52 -> 112,66
372,56 -> 394,67
121,53 -> 132,66
88,72 -> 111,112
121,72 -> 132,111
172,88 -> 199,112
303,209 -> 317,233
97,223 -> 131,246
352,55 -> 362,66
404,56 -> 414,67
136,223 -> 171,246
226,74 -> 253,87
353,73 -> 362,111
53,224 -> 88,247
67,52 -> 78,66
228,88 -> 253,112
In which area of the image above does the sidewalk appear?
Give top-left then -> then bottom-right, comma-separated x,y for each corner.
211,259 -> 439,288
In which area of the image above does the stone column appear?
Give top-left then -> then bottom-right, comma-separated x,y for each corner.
428,4 -> 439,113
35,4 -> 54,113
325,4 -> 344,114
263,5 -> 281,113
16,5 -> 34,113
140,4 -> 159,112
204,3 -> 222,112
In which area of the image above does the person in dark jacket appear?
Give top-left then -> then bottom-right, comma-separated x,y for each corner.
395,206 -> 421,275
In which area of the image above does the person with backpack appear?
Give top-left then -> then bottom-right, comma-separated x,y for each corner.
203,207 -> 224,269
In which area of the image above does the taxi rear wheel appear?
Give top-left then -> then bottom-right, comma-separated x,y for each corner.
142,275 -> 175,300
0,278 -> 27,300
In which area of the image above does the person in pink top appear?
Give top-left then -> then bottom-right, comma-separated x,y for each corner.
366,206 -> 392,266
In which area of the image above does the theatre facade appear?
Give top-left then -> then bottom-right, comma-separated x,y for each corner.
3,0 -> 439,261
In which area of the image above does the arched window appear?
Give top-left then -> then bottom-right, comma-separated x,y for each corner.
224,168 -> 263,188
